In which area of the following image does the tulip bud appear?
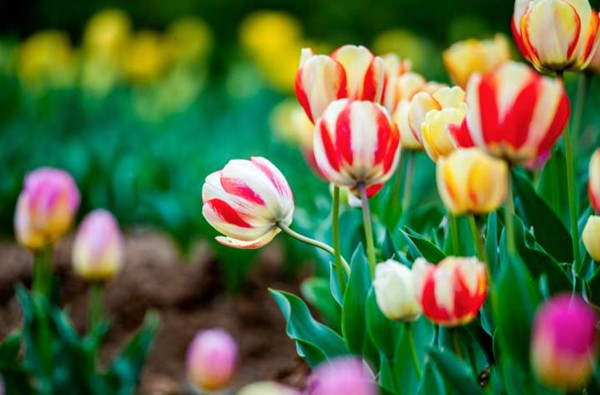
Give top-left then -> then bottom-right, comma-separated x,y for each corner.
583,215 -> 600,261
531,294 -> 598,390
413,256 -> 487,326
451,61 -> 570,165
436,148 -> 508,215
588,41 -> 600,72
373,260 -> 421,321
72,209 -> 124,282
186,329 -> 238,391
443,34 -> 511,89
409,86 -> 467,162
589,148 -> 600,213
202,157 -> 294,249
306,357 -> 376,395
313,99 -> 400,197
512,0 -> 600,73
238,381 -> 300,395
295,45 -> 385,122
14,167 -> 80,250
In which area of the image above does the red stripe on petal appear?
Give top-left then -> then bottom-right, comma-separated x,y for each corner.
478,76 -> 500,145
319,121 -> 341,171
251,157 -> 292,201
366,183 -> 383,197
589,183 -> 600,214
207,199 -> 252,228
500,79 -> 538,150
449,120 -> 475,148
373,108 -> 392,165
583,13 -> 600,60
295,70 -> 315,123
536,91 -> 570,155
382,123 -> 400,173
420,276 -> 452,324
566,5 -> 582,59
335,105 -> 354,165
511,19 -> 530,60
220,176 -> 265,206
336,60 -> 349,99
361,59 -> 377,101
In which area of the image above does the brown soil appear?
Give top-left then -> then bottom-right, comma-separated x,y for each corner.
0,229 -> 310,394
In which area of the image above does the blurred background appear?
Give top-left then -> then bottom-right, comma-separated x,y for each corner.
0,0 -> 547,285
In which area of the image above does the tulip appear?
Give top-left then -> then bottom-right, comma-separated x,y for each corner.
436,148 -> 508,215
186,329 -> 238,391
15,168 -> 80,250
409,86 -> 468,162
582,215 -> 600,261
443,34 -> 511,88
306,357 -> 376,395
202,157 -> 294,249
588,41 -> 600,72
588,148 -> 600,213
313,99 -> 400,197
382,53 -> 414,111
451,61 -> 570,165
531,294 -> 598,390
238,381 -> 300,395
295,45 -> 385,122
413,256 -> 487,326
512,0 -> 600,72
373,260 -> 421,321
72,210 -> 124,282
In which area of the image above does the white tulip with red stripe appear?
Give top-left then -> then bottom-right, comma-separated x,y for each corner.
202,157 -> 294,249
313,99 -> 400,197
451,61 -> 570,164
295,45 -> 386,123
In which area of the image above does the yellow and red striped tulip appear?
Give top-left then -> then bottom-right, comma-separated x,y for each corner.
451,61 -> 570,164
202,157 -> 294,249
512,0 -> 600,72
72,210 -> 124,282
583,215 -> 600,261
313,99 -> 400,198
443,34 -> 511,89
531,294 -> 598,390
295,45 -> 386,122
15,168 -> 80,250
187,329 -> 239,391
409,86 -> 468,162
587,42 -> 600,71
437,148 -> 509,215
413,256 -> 487,326
588,148 -> 600,213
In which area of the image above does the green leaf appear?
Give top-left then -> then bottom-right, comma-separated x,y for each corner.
485,212 -> 499,275
537,145 -> 568,224
513,172 -> 573,263
428,347 -> 483,395
0,330 -> 22,363
270,290 -> 348,367
401,228 -> 446,263
342,245 -> 375,357
365,289 -> 403,361
587,267 -> 600,307
416,360 -> 447,395
301,277 -> 341,332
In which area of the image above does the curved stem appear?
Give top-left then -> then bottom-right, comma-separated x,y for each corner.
505,174 -> 517,257
571,73 -> 589,152
407,324 -> 421,379
278,223 -> 350,274
402,151 -> 416,211
467,215 -> 486,262
358,182 -> 377,276
449,214 -> 461,256
88,282 -> 103,334
332,186 -> 347,293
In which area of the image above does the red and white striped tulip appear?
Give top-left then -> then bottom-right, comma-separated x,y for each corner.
186,329 -> 239,391
72,209 -> 124,282
295,45 -> 386,123
512,0 -> 600,72
413,256 -> 487,326
409,86 -> 468,162
15,167 -> 80,250
451,61 -> 570,164
531,294 -> 598,390
202,157 -> 294,249
588,148 -> 600,213
313,99 -> 400,197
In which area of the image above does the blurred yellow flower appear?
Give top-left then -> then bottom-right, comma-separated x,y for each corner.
239,11 -> 302,59
18,31 -> 77,89
83,9 -> 131,60
373,29 -> 435,73
270,99 -> 313,147
443,34 -> 511,88
123,31 -> 168,84
165,17 -> 213,65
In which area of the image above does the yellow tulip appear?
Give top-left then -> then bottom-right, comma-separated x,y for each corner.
164,17 -> 213,65
443,34 -> 511,88
123,31 -> 168,84
83,9 -> 131,60
436,148 -> 508,215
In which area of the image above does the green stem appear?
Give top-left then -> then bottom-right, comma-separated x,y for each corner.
88,282 -> 103,334
33,245 -> 53,296
452,329 -> 463,360
278,223 -> 350,274
407,324 -> 421,379
390,148 -> 407,224
467,215 -> 486,262
504,174 -> 517,257
571,73 -> 588,151
332,186 -> 346,293
449,214 -> 460,256
402,152 -> 416,212
358,182 -> 377,277
557,72 -> 582,270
